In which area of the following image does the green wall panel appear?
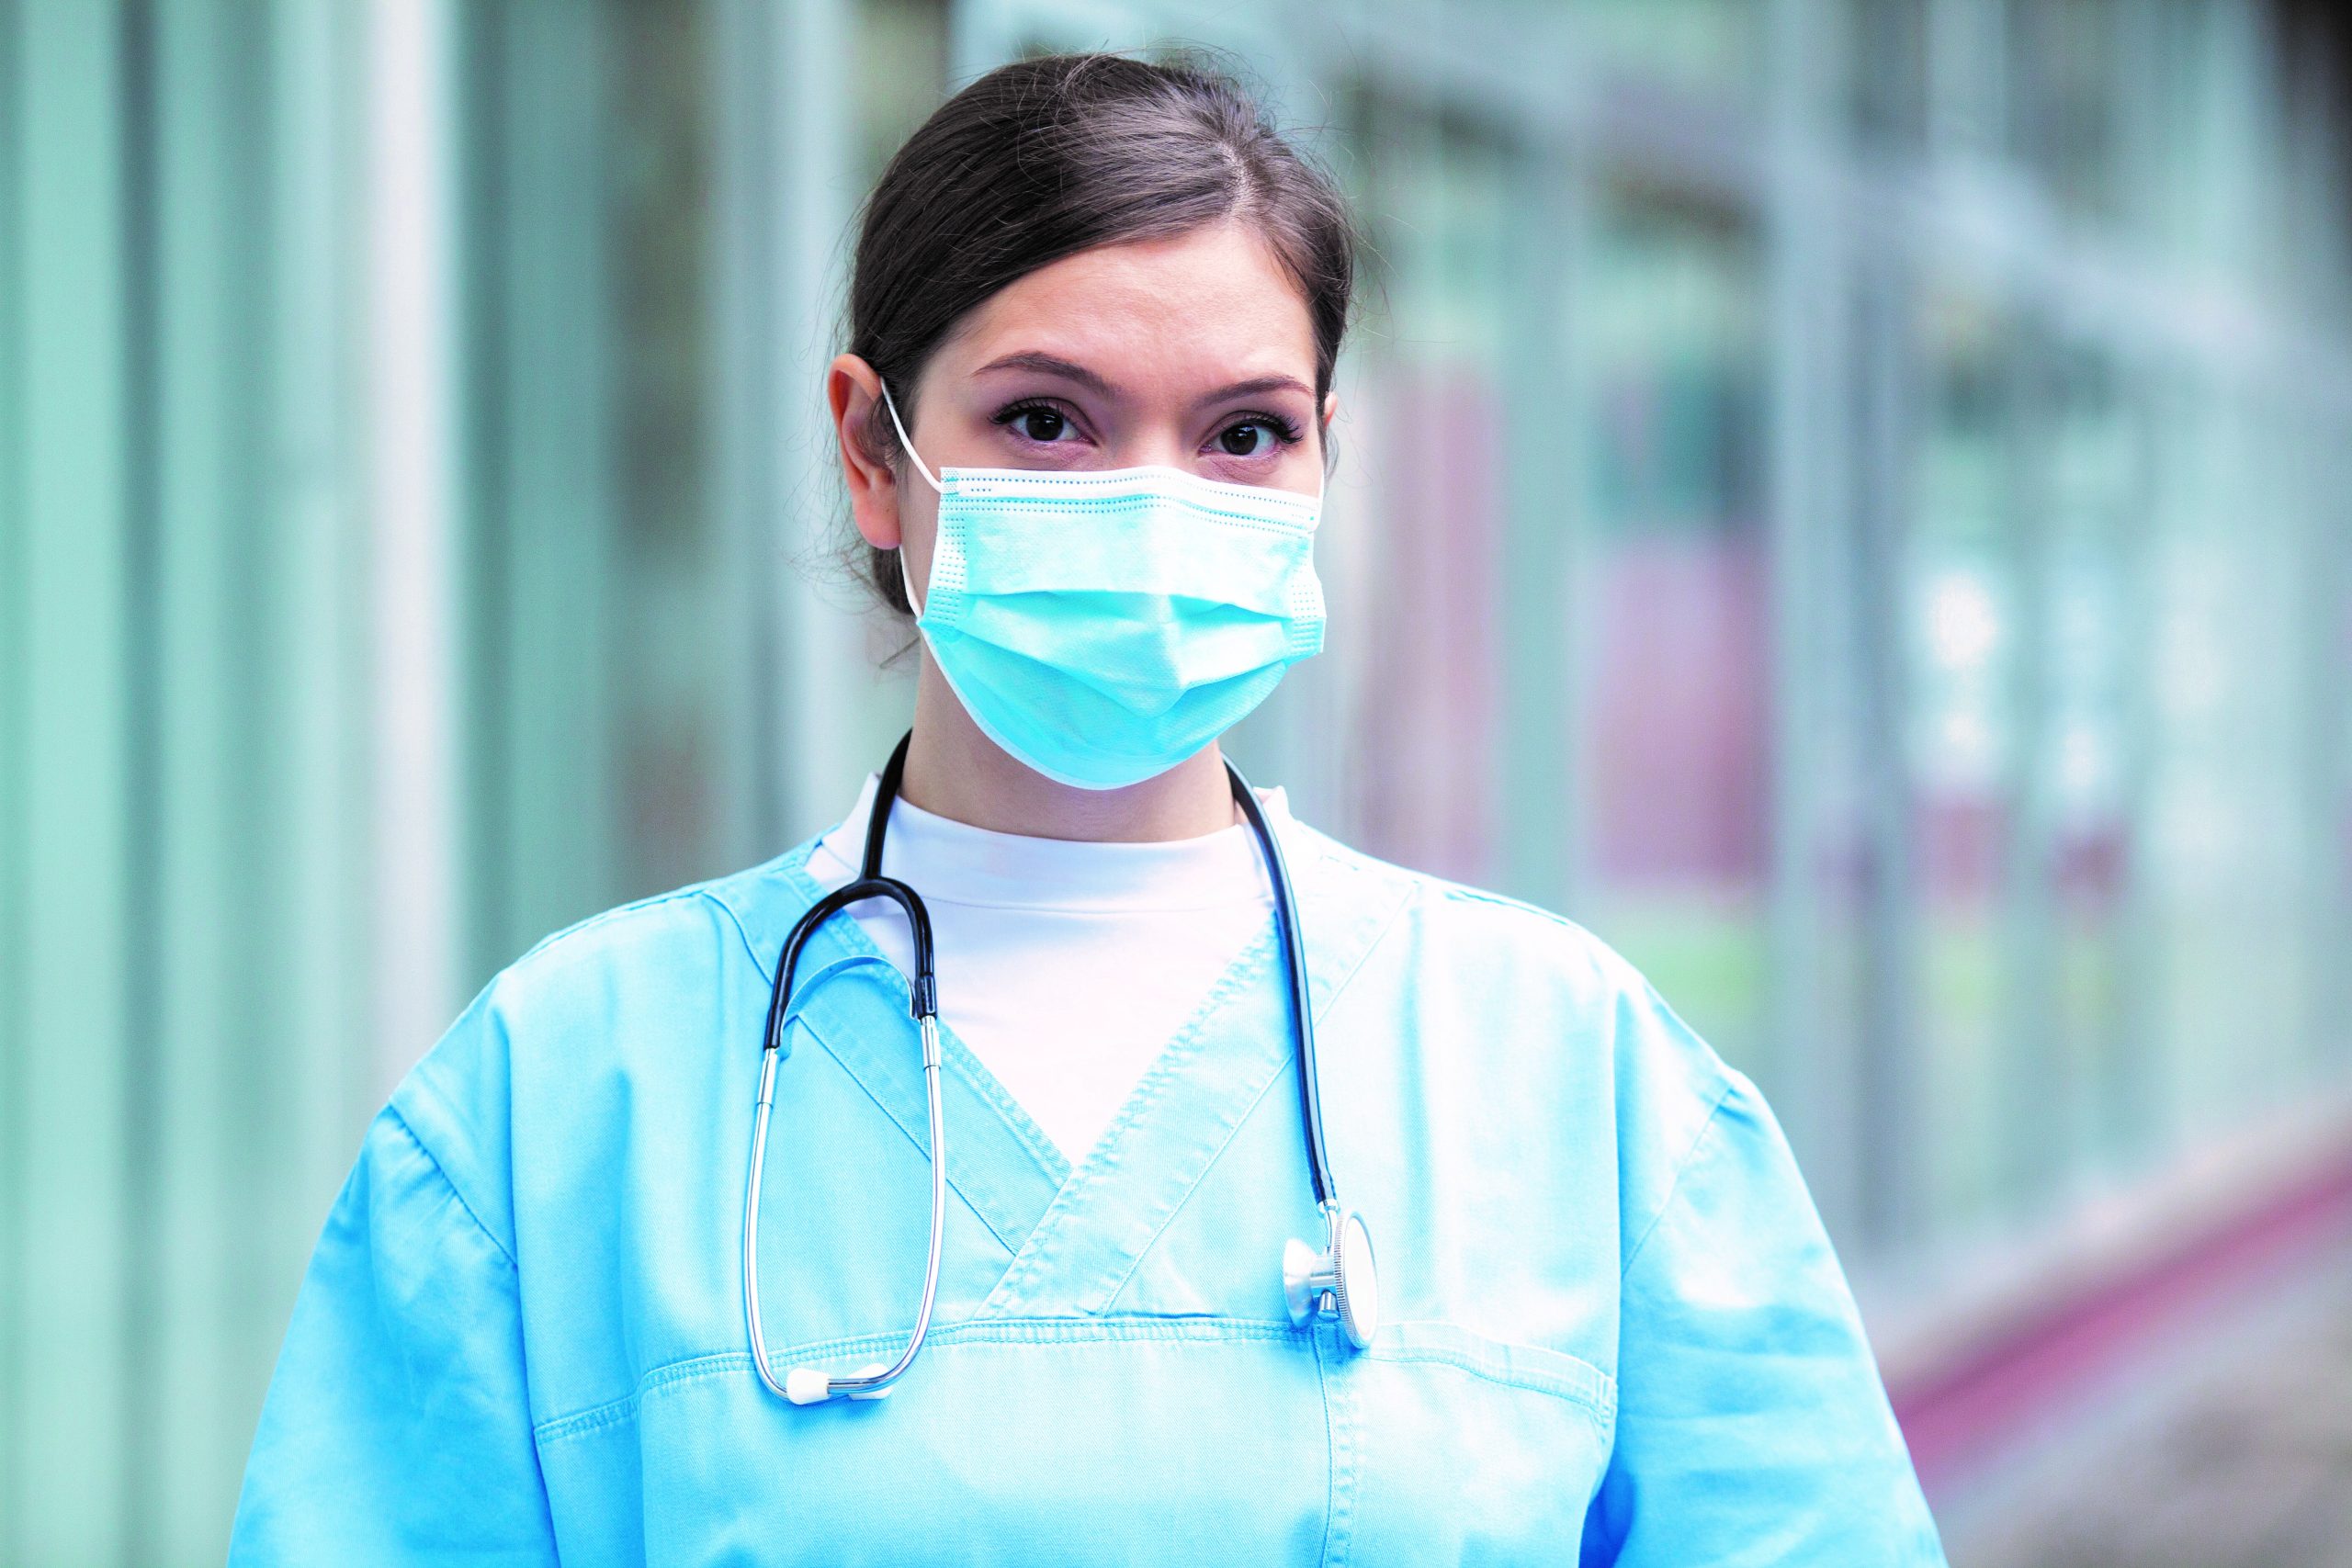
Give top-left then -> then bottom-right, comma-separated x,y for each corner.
13,2 -> 132,1560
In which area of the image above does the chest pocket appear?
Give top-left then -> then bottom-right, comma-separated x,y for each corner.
1334,1320 -> 1615,1566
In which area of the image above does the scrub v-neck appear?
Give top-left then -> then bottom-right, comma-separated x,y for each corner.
800,773 -> 1279,1171
752,818 -> 1411,1322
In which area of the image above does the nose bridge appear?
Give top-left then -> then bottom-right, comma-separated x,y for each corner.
1103,410 -> 1195,474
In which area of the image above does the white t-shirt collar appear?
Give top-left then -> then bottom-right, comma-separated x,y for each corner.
810,770 -> 1288,914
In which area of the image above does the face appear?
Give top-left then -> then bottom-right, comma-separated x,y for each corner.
831,220 -> 1333,584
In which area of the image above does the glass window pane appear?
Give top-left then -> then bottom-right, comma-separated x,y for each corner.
1576,181 -> 1770,1077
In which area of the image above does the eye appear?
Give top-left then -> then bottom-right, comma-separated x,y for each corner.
1211,413 -> 1301,459
992,398 -> 1081,445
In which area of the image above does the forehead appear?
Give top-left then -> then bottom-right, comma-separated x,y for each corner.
937,222 -> 1318,386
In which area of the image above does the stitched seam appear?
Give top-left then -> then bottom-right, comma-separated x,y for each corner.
1092,1042 -> 1294,1311
1315,1334 -> 1337,1568
985,927 -> 1279,1309
1308,871 -> 1417,1022
1434,881 -> 1586,930
941,1029 -> 1070,1190
944,471 -> 1317,512
1085,871 -> 1414,1312
1323,1328 -> 1360,1566
775,852 -> 1073,1190
384,1100 -> 518,1272
1364,1346 -> 1616,1419
1618,1080 -> 1736,1280
944,468 -> 1319,503
1084,923 -> 1278,1153
727,852 -> 1069,1247
505,879 -> 736,972
953,495 -> 1316,536
701,847 -> 828,987
531,1318 -> 1306,1444
778,1314 -> 1301,1365
706,869 -> 1048,1248
794,1007 -> 1031,1258
533,1352 -> 748,1443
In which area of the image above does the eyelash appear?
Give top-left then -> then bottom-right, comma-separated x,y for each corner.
989,399 -> 1306,451
991,398 -> 1082,439
1227,410 -> 1305,447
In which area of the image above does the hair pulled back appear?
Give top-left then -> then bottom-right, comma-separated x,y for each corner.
845,51 -> 1360,612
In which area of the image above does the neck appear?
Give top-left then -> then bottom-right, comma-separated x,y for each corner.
897,664 -> 1240,842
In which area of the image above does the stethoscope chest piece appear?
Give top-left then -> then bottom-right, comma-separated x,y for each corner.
1283,1204 -> 1379,1351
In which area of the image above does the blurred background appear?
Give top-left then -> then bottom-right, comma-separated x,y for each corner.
5,0 -> 2351,1562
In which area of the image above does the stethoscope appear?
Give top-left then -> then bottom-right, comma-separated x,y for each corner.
744,731 -> 1380,1405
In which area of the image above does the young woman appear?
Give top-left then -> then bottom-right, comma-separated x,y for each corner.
232,53 -> 1946,1566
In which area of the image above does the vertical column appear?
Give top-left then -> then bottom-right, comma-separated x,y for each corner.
1763,0 -> 1856,1237
152,0 -> 277,1552
1851,248 -> 1923,1258
710,0 -> 781,855
772,0 -> 873,831
13,2 -> 133,1559
0,0 -> 21,1547
2324,408 -> 2352,1075
461,0 -> 619,978
1996,330 -> 2060,1206
366,0 -> 461,1090
265,0 -> 371,1340
1495,141 -> 1585,914
717,0 -> 876,843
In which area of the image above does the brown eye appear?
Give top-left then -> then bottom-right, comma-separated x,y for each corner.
1219,422 -> 1270,456
1018,406 -> 1067,442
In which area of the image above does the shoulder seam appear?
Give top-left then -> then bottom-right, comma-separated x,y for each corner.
384,1100 -> 520,1273
1616,1077 -> 1737,1281
1431,881 -> 1580,930
699,882 -> 782,984
503,880 -> 732,973
689,840 -> 828,986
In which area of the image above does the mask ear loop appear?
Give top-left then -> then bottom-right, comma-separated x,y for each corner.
1310,396 -> 1334,512
876,378 -> 942,615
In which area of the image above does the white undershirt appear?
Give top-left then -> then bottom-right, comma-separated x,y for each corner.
803,773 -> 1281,1167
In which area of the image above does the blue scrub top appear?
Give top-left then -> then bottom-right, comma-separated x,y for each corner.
231,810 -> 1947,1565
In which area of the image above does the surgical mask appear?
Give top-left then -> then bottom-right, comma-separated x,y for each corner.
878,379 -> 1327,791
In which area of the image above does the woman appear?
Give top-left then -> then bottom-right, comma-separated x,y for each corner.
232,53 -> 1946,1566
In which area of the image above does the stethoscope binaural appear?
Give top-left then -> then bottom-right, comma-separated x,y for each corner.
744,731 -> 1379,1405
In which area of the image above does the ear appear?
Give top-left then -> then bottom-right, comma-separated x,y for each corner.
1320,389 -> 1340,457
830,353 -> 902,550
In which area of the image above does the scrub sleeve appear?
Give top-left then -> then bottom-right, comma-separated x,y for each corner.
1579,982 -> 1944,1566
228,1009 -> 560,1564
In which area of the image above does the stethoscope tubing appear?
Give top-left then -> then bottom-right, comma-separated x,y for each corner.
1227,770 -> 1338,1211
744,731 -> 1348,1404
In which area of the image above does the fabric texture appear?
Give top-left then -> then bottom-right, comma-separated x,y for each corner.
229,806 -> 1948,1566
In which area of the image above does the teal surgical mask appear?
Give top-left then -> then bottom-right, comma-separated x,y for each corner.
880,378 -> 1327,790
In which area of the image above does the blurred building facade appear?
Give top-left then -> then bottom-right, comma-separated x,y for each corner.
4,0 -> 2349,1560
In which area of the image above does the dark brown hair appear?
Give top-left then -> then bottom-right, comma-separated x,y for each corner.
845,51 -> 1360,612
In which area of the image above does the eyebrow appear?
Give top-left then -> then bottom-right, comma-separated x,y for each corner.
972,351 -> 1313,408
973,351 -> 1120,399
